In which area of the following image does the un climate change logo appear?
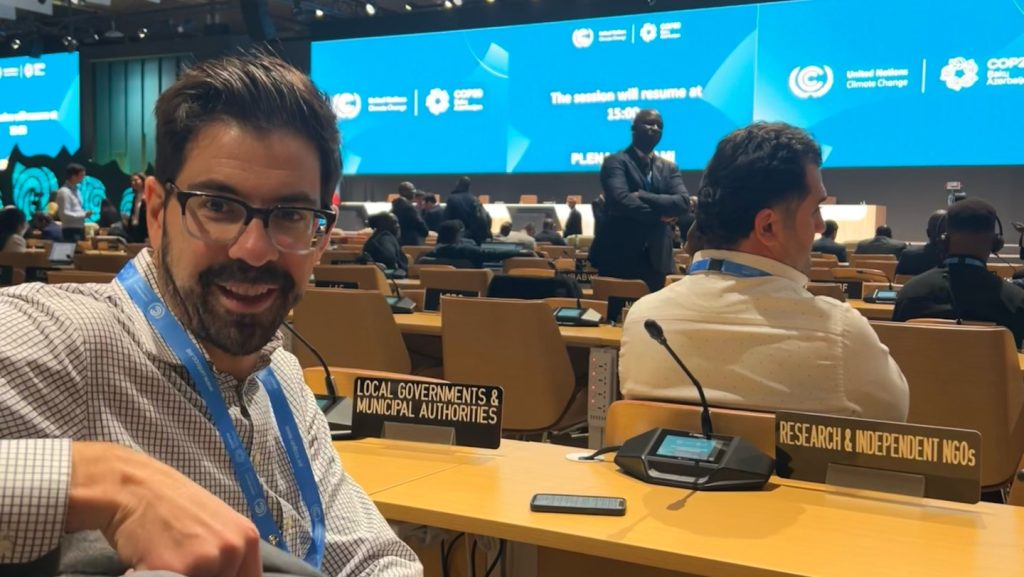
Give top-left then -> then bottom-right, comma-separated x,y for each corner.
147,303 -> 166,320
331,93 -> 362,120
640,23 -> 657,43
426,88 -> 450,116
572,28 -> 594,49
789,65 -> 834,99
940,57 -> 979,92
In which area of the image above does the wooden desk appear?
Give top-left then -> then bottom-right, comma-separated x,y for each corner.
847,299 -> 894,321
394,311 -> 622,349
340,439 -> 1024,577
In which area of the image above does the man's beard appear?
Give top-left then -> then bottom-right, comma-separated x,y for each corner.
157,232 -> 298,357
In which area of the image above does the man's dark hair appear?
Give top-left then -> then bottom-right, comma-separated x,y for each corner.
926,209 -> 948,242
424,194 -> 437,205
454,176 -> 471,193
822,220 -> 838,238
542,218 -> 556,231
154,51 -> 340,208
499,222 -> 512,237
367,211 -> 397,232
875,225 -> 893,238
397,181 -> 416,199
438,219 -> 465,244
65,163 -> 85,180
696,122 -> 822,248
947,198 -> 998,235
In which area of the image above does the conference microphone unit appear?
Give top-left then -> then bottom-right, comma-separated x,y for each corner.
282,322 -> 352,432
552,281 -> 601,327
612,319 -> 774,491
375,263 -> 416,314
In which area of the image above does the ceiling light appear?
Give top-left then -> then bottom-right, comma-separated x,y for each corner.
486,0 -> 495,3
404,3 -> 412,10
365,2 -> 376,15
9,37 -> 20,50
453,0 -> 463,5
314,8 -> 325,18
61,35 -> 78,50
135,27 -> 148,40
443,0 -> 452,7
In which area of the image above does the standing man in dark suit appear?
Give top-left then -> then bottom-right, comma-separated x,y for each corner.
812,220 -> 848,262
443,176 -> 490,245
391,181 -> 429,246
896,209 -> 947,276
856,225 -> 908,257
422,193 -> 445,232
563,198 -> 583,237
589,109 -> 690,292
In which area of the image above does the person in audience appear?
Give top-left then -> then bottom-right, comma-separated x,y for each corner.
363,211 -> 408,276
127,172 -> 149,243
422,193 -> 444,232
590,108 -> 690,292
421,220 -> 531,267
0,52 -> 420,576
619,122 -> 909,421
895,209 -> 947,276
45,190 -> 60,218
98,198 -> 128,239
0,206 -> 27,253
893,199 -> 1024,347
56,163 -> 92,242
856,224 -> 908,257
563,198 -> 583,237
533,218 -> 566,245
493,221 -> 536,250
28,211 -> 62,242
443,176 -> 490,245
811,219 -> 848,262
391,181 -> 429,246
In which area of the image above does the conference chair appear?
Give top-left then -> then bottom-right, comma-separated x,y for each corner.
313,264 -> 390,294
674,253 -> 693,270
895,274 -> 915,285
566,234 -> 594,251
1010,455 -> 1024,507
536,245 -> 575,260
831,267 -> 890,284
849,259 -> 897,281
664,275 -> 684,287
126,243 -> 147,257
502,257 -> 553,274
73,252 -> 130,273
605,400 -> 777,456
402,245 -> 434,264
543,297 -> 608,321
478,195 -> 490,204
906,318 -> 995,327
591,276 -> 650,324
811,257 -> 840,269
565,195 -> 582,205
806,282 -> 846,301
988,263 -> 1017,280
441,297 -> 585,434
419,268 -> 493,311
809,268 -> 834,282
407,263 -> 455,280
519,194 -> 538,204
862,282 -> 902,295
302,366 -> 448,398
25,239 -> 52,251
0,251 -> 49,286
319,249 -> 362,266
507,268 -> 556,278
487,273 -> 580,300
552,258 -> 575,272
46,270 -> 116,284
292,288 -> 412,374
386,193 -> 399,202
851,253 -> 897,265
871,321 -> 1024,492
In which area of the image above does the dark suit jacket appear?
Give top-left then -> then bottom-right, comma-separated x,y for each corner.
443,191 -> 490,245
591,197 -> 606,237
423,205 -> 444,232
812,236 -> 848,263
856,236 -> 908,257
563,208 -> 583,237
391,197 -> 428,246
362,229 -> 408,273
534,230 -> 566,246
589,147 -> 689,275
896,242 -> 943,276
421,242 -> 529,268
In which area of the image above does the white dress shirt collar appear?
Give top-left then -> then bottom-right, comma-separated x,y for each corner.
693,249 -> 809,286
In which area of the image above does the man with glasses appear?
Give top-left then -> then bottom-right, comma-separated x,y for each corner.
0,53 -> 421,577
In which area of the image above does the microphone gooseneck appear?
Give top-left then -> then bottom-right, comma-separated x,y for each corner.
643,319 -> 714,437
282,322 -> 338,402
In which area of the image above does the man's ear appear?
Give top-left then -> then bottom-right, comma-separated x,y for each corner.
752,208 -> 780,247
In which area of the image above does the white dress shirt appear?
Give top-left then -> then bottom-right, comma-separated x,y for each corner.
620,249 -> 910,422
55,185 -> 87,230
0,250 -> 421,576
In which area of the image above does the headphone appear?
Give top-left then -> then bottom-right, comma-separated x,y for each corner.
939,212 -> 1004,255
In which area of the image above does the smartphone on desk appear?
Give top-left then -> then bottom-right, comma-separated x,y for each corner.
530,493 -> 626,516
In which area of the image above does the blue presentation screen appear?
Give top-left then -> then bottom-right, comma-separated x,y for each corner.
0,53 -> 79,163
311,0 -> 1024,174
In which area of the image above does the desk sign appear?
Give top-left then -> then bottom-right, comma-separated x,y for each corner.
424,289 -> 479,312
775,411 -> 981,503
837,280 -> 863,299
353,377 -> 503,449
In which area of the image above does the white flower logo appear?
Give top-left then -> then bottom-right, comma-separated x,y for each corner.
640,23 -> 657,43
331,92 -> 362,120
940,57 -> 979,92
572,28 -> 594,49
426,88 -> 450,116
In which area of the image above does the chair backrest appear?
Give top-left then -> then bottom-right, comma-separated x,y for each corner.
407,263 -> 455,279
851,253 -> 897,264
507,268 -> 556,278
664,275 -> 684,287
292,288 -> 412,373
74,252 -> 130,273
486,273 -> 580,300
565,195 -> 582,205
809,267 -> 834,282
478,194 -> 490,204
536,245 -> 575,260
519,194 -> 538,204
831,267 -> 890,283
605,400 -> 777,456
862,282 -> 902,295
870,321 -> 1024,489
849,259 -> 897,281
906,318 -> 995,327
553,258 -> 575,272
386,193 -> 399,202
313,264 -> 390,294
988,263 -> 1017,280
419,268 -> 493,311
591,276 -> 650,301
302,366 -> 448,397
543,297 -> 608,320
319,249 -> 362,266
46,270 -> 116,284
402,245 -> 434,265
441,297 -> 580,432
895,274 -> 915,285
25,238 -> 52,251
811,253 -> 839,265
806,282 -> 846,301
1010,454 -> 1024,506
502,257 -> 552,273
126,243 -> 147,257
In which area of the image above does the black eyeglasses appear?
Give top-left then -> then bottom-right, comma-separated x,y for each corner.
166,181 -> 336,254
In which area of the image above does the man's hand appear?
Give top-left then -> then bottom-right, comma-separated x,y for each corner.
84,210 -> 94,218
68,442 -> 262,577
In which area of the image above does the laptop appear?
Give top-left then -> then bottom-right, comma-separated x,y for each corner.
49,242 -> 76,265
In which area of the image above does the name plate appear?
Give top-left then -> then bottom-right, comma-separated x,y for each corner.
837,280 -> 863,299
424,288 -> 478,311
353,377 -> 503,449
775,411 -> 981,503
314,280 -> 359,289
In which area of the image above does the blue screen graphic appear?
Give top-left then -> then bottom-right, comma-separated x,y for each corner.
0,53 -> 79,163
311,0 -> 1024,174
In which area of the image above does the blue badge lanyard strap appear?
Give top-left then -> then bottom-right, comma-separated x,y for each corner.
689,258 -> 773,279
943,256 -> 986,269
116,261 -> 324,568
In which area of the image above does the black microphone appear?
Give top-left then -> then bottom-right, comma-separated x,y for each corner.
643,319 -> 713,437
282,321 -> 338,405
373,262 -> 416,313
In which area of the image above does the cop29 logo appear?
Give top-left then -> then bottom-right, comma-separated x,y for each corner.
789,65 -> 834,99
940,57 -> 979,92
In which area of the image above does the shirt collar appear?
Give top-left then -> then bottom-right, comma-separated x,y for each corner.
117,249 -> 282,381
693,249 -> 809,286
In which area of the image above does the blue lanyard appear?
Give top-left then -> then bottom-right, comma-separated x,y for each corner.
690,258 -> 772,278
943,256 -> 986,269
116,261 -> 325,568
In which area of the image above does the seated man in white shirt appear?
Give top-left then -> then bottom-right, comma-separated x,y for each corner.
620,122 -> 909,422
